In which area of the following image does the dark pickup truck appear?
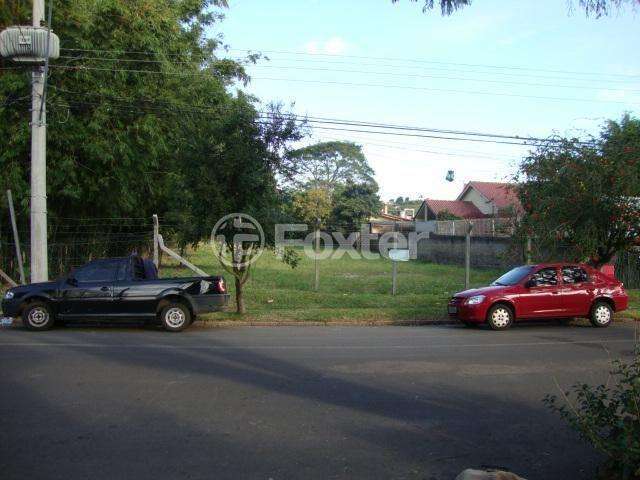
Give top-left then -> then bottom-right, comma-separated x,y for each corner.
1,255 -> 229,332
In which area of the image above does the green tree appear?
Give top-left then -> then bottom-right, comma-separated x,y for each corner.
292,188 -> 333,226
0,1 -> 305,283
331,181 -> 382,231
516,114 -> 640,267
285,141 -> 374,191
1,0 -> 240,222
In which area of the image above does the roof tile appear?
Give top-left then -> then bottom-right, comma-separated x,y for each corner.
424,199 -> 485,219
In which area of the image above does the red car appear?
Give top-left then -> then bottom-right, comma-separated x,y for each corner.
448,263 -> 628,330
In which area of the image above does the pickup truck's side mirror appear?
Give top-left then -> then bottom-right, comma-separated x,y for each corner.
67,276 -> 78,287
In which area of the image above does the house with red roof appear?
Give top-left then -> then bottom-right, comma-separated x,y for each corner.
415,181 -> 521,221
457,181 -> 521,217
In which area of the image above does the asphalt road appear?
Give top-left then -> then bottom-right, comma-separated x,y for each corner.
1,320 -> 638,480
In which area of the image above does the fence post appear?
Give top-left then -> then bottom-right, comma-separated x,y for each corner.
6,190 -> 25,284
314,218 -> 320,292
465,221 -> 472,289
152,214 -> 159,269
391,222 -> 399,296
0,268 -> 18,287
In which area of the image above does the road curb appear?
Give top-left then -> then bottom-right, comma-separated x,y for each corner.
194,318 -> 460,328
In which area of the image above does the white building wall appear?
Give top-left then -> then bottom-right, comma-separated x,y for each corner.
459,188 -> 495,215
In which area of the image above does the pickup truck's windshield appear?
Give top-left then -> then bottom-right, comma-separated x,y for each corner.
492,266 -> 534,286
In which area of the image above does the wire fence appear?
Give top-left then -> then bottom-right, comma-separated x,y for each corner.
1,214 -> 635,288
0,216 -> 175,281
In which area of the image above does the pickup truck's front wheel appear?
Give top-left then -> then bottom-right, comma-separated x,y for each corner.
160,302 -> 191,332
23,301 -> 55,331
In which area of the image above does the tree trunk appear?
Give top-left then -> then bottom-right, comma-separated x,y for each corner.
235,276 -> 245,314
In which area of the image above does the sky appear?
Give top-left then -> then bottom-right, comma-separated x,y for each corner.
214,0 -> 640,202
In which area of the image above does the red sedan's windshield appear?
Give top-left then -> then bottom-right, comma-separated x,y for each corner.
492,266 -> 535,286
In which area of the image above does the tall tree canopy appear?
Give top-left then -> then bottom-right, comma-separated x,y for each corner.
516,114 -> 640,267
0,0 -> 304,273
285,141 -> 375,191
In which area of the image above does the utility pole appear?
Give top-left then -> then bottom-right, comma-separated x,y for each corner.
0,1 -> 58,282
30,0 -> 48,282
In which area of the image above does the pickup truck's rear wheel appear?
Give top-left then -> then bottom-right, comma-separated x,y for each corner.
22,301 -> 55,331
160,302 -> 191,332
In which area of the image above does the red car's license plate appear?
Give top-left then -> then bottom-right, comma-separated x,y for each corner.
448,306 -> 458,314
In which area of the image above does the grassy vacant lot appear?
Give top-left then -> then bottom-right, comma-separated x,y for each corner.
162,247 -> 499,322
161,248 -> 640,323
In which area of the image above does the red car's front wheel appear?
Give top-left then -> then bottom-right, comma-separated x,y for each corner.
487,304 -> 514,330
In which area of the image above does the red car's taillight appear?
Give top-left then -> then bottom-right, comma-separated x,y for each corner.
214,278 -> 227,294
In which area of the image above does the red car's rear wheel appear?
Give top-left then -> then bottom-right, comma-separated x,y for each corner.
590,302 -> 613,328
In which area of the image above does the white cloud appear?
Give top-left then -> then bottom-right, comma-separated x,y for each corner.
304,36 -> 348,55
323,37 -> 347,55
596,89 -> 627,102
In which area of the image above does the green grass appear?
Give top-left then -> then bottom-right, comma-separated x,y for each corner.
626,289 -> 640,319
161,248 -> 502,322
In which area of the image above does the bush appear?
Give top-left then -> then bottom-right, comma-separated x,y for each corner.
544,347 -> 640,479
281,247 -> 302,269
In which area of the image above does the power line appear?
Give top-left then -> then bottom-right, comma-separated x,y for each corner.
317,135 -> 519,161
55,55 -> 640,92
45,91 -> 542,146
228,48 -> 640,79
47,64 -> 638,106
306,125 -> 544,146
46,87 -> 596,148
52,96 -> 539,147
257,112 -> 590,144
238,56 -> 640,85
245,64 -> 640,93
59,46 -> 640,79
249,76 -> 639,106
57,51 -> 640,87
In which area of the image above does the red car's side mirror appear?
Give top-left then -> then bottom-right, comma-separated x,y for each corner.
524,279 -> 535,288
